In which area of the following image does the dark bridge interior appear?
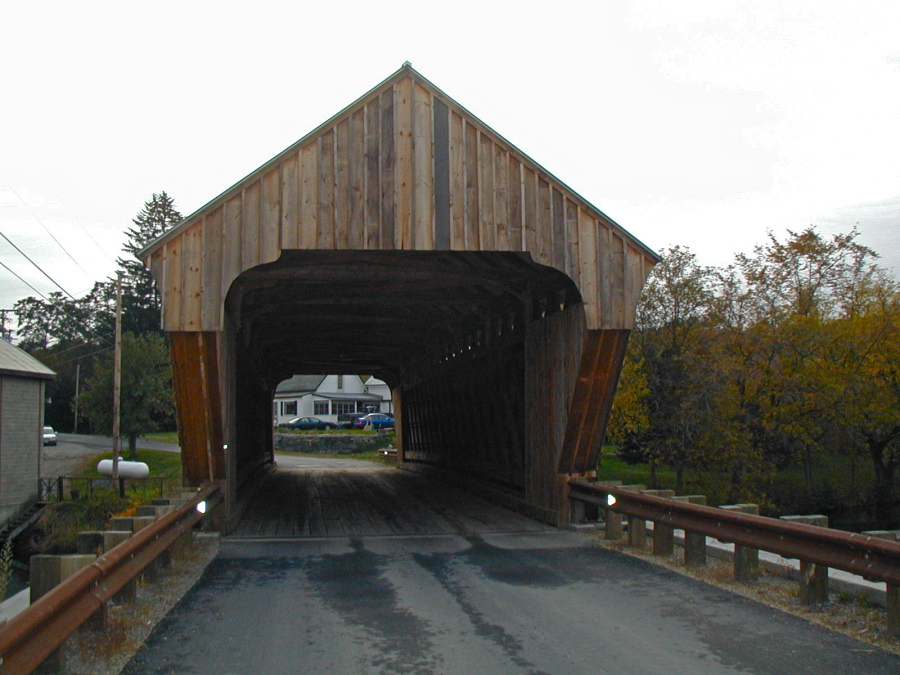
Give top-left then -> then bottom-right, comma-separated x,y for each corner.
224,250 -> 586,523
228,250 -> 582,386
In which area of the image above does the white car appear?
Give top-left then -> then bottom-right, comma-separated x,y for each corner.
42,426 -> 57,446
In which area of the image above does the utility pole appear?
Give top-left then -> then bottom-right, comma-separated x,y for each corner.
112,272 -> 122,494
73,361 -> 81,433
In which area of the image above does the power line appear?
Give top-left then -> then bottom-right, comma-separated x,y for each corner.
50,189 -> 117,265
6,183 -> 94,279
0,260 -> 49,299
0,228 -> 76,300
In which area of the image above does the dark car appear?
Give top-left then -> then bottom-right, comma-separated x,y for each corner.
282,416 -> 337,430
354,413 -> 395,430
337,412 -> 366,429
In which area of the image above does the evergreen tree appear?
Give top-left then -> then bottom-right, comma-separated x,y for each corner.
117,192 -> 182,335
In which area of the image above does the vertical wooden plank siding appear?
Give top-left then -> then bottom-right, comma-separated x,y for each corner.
537,177 -> 552,266
317,132 -> 336,249
413,83 -> 434,250
552,188 -> 565,271
241,182 -> 261,270
395,78 -> 413,250
577,208 -> 599,328
299,143 -> 319,248
379,89 -> 395,250
522,168 -> 537,253
170,332 -> 226,484
448,111 -> 465,250
181,222 -> 203,331
280,154 -> 299,249
145,72 -> 656,335
478,134 -> 495,250
464,122 -> 480,249
565,198 -> 580,290
260,169 -> 281,264
349,109 -> 366,249
365,101 -> 381,250
433,98 -> 451,251
334,119 -> 351,249
222,196 -> 243,301
201,207 -> 224,354
163,238 -> 182,331
558,329 -> 630,475
493,145 -> 509,251
507,158 -> 523,251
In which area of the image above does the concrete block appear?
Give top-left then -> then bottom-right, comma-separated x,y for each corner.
103,531 -> 135,603
642,489 -> 675,498
619,484 -> 646,492
109,516 -> 134,532
628,517 -> 647,550
604,510 -> 623,540
800,561 -> 829,605
673,495 -> 707,505
653,523 -> 675,556
684,531 -> 707,567
132,516 -> 156,532
137,504 -> 173,518
862,530 -> 898,541
734,545 -> 759,581
76,531 -> 105,556
30,554 -> 96,603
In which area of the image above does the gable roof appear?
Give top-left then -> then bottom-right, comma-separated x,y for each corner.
274,374 -> 326,395
0,339 -> 56,380
137,63 -> 658,332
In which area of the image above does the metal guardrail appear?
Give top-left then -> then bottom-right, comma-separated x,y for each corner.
0,484 -> 220,674
568,479 -> 900,586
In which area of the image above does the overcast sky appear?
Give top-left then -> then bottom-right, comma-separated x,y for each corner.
2,0 -> 898,326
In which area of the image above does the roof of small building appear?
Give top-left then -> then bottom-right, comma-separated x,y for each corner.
275,374 -> 326,395
0,339 -> 56,380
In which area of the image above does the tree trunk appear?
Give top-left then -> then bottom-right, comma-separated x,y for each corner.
128,434 -> 138,460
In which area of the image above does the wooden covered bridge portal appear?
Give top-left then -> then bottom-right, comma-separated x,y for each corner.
139,65 -> 658,529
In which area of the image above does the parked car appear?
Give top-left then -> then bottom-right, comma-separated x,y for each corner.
282,417 -> 337,431
354,413 -> 395,430
337,412 -> 365,429
42,426 -> 57,446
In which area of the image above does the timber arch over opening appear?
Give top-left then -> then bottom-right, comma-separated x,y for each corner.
139,64 -> 658,527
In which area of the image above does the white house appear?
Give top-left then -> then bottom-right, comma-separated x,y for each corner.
273,374 -> 393,426
0,339 -> 55,523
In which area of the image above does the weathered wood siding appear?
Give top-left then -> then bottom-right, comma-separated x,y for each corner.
143,68 -> 655,334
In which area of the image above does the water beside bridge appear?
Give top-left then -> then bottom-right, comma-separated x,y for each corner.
124,458 -> 900,674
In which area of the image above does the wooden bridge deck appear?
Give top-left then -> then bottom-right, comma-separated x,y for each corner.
229,464 -> 550,539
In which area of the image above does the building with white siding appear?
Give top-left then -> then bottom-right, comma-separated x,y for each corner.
273,374 -> 392,426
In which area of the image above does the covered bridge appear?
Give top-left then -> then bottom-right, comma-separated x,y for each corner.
138,64 -> 658,528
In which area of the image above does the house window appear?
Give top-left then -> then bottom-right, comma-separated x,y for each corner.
332,401 -> 354,415
282,401 -> 297,416
314,401 -> 329,415
358,401 -> 379,412
337,374 -> 344,390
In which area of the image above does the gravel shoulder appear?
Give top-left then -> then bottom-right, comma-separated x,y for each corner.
62,533 -> 219,675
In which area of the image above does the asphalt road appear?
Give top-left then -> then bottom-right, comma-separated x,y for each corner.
123,531 -> 900,674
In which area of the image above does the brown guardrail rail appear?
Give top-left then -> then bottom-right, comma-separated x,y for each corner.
0,484 -> 220,674
568,479 -> 900,586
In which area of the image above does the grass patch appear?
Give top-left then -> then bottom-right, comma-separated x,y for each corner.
140,431 -> 180,445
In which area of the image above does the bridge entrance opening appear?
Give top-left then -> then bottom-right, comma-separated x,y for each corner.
222,250 -> 583,531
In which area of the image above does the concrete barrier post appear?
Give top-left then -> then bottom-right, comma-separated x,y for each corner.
103,531 -> 136,603
888,583 -> 899,637
800,561 -> 829,605
605,510 -> 623,540
652,522 -> 674,556
684,531 -> 707,567
628,517 -> 647,550
30,554 -> 96,671
570,499 -> 586,524
719,504 -> 759,581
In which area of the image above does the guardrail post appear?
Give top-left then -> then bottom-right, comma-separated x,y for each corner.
642,491 -> 675,557
781,516 -> 830,604
596,481 -> 623,540
30,554 -> 96,671
888,583 -> 900,637
104,531 -> 136,603
719,504 -> 759,580
673,496 -> 708,566
617,485 -> 646,549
